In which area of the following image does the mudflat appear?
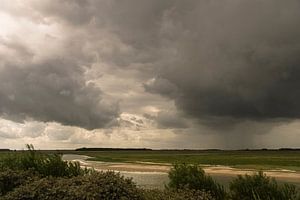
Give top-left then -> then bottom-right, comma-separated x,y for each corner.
64,154 -> 300,180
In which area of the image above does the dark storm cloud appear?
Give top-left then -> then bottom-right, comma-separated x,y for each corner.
140,0 -> 300,123
0,58 -> 119,130
51,0 -> 300,124
30,0 -> 93,26
2,0 -> 300,133
29,0 -> 174,67
144,77 -> 179,99
143,111 -> 188,129
156,111 -> 188,129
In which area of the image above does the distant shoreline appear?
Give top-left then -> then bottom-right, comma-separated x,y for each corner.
2,148 -> 300,151
75,148 -> 300,151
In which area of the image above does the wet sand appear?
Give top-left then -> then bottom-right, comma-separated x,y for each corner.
91,163 -> 300,180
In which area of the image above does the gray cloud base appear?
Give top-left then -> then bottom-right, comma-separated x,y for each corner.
0,59 -> 119,130
140,1 -> 300,123
2,0 -> 300,132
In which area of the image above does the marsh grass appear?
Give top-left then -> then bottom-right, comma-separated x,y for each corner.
229,171 -> 300,200
168,163 -> 300,200
76,150 -> 300,171
168,163 -> 227,200
0,144 -> 90,177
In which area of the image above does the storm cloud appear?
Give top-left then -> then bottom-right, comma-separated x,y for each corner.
140,0 -> 300,123
39,0 -> 300,123
0,58 -> 119,130
1,0 -> 300,148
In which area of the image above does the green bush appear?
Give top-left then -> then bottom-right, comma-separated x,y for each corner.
229,171 -> 299,200
142,189 -> 215,200
168,163 -> 227,200
2,171 -> 143,200
0,169 -> 38,196
0,144 -> 89,177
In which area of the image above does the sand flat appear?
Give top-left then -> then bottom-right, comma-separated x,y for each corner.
63,154 -> 300,180
83,161 -> 300,180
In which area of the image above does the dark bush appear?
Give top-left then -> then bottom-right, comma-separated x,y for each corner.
0,169 -> 38,196
2,171 -> 144,200
142,189 -> 215,200
168,163 -> 227,200
229,171 -> 299,200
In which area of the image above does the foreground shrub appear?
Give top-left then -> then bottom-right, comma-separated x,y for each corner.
230,171 -> 299,200
168,163 -> 226,200
0,144 -> 89,177
0,169 -> 38,196
2,171 -> 143,200
142,189 -> 215,200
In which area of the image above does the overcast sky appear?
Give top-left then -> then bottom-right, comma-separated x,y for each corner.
0,0 -> 300,149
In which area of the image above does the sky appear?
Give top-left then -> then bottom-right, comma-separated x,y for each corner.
0,0 -> 300,150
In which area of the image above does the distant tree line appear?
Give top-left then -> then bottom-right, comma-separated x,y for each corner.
75,147 -> 153,151
75,147 -> 300,152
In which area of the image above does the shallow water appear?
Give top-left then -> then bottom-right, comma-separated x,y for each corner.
62,154 -> 300,189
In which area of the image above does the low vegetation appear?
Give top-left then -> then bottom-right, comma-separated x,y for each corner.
0,145 -> 299,200
0,144 -> 89,177
167,163 -> 299,200
2,171 -> 143,200
230,171 -> 299,200
168,163 -> 226,200
142,189 -> 214,200
0,169 -> 38,196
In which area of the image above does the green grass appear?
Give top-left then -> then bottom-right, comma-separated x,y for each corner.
69,150 -> 300,171
1,150 -> 300,171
